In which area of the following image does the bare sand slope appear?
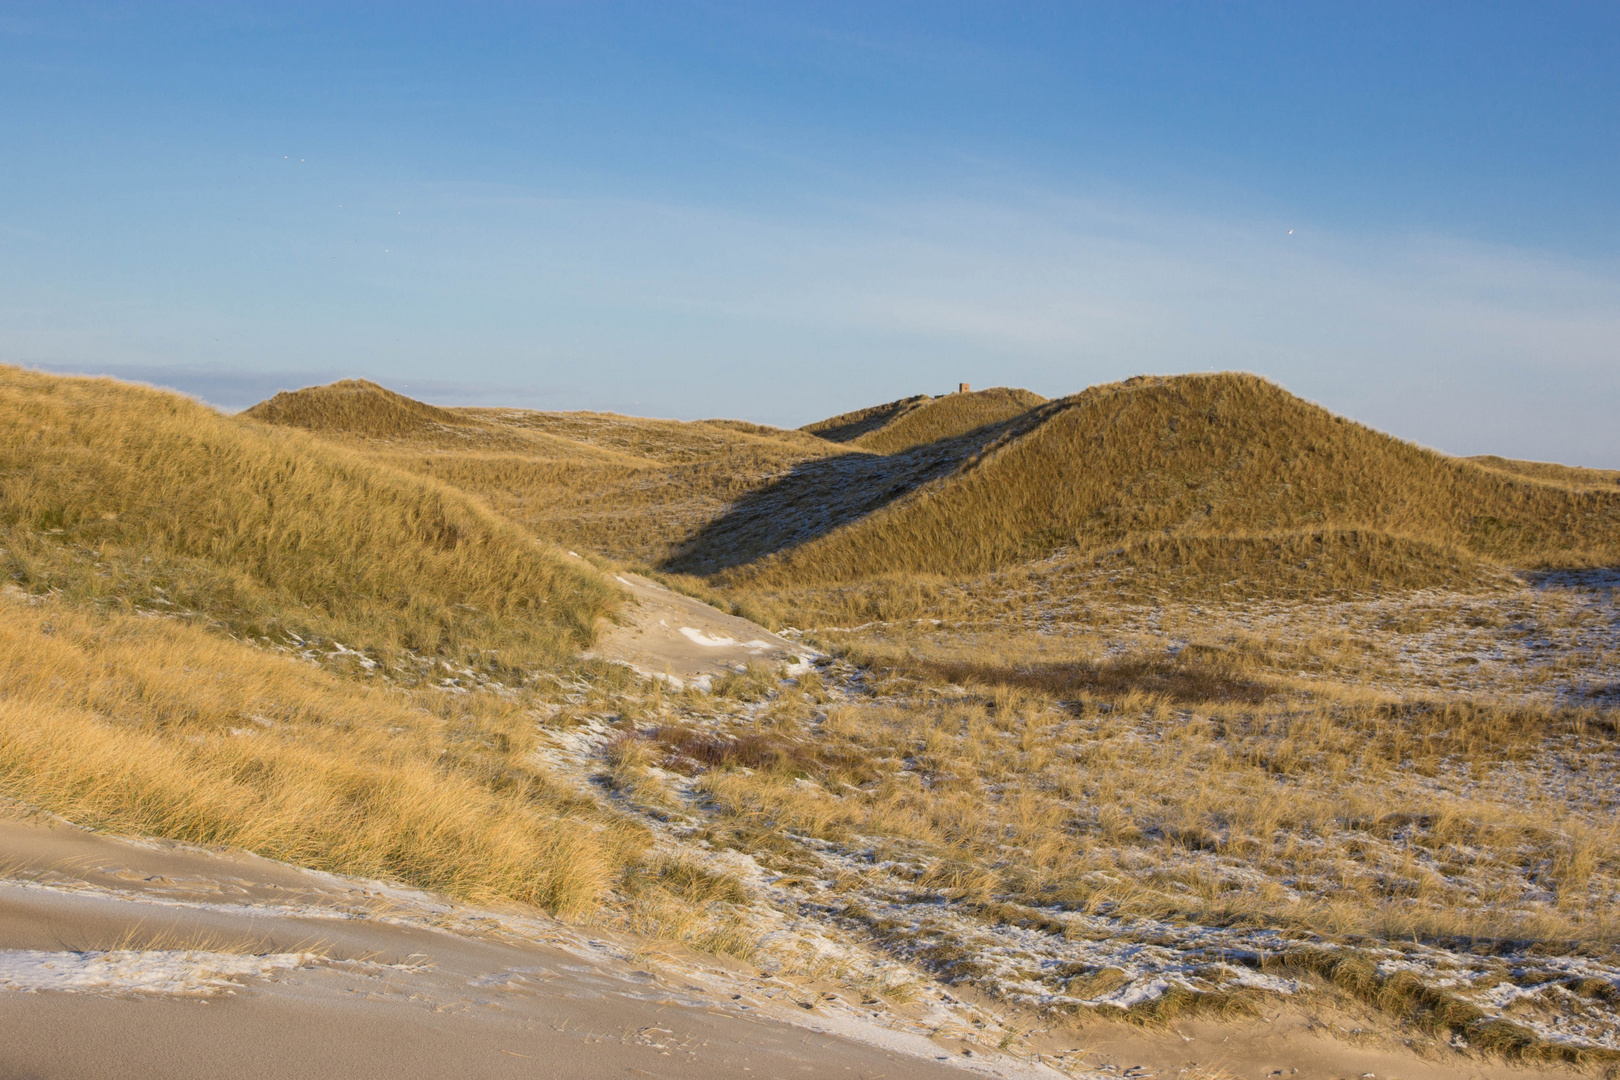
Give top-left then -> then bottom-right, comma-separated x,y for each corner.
587,570 -> 811,688
0,815 -> 1031,1080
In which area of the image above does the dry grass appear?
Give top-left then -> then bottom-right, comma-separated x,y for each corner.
723,528 -> 1515,631
9,367 -> 1617,1058
840,387 -> 1046,454
567,549 -> 1617,1053
802,394 -> 933,443
0,594 -> 643,916
693,668 -> 1620,946
1470,454 -> 1620,490
467,408 -> 833,464
610,632 -> 1620,1057
243,378 -> 470,437
1276,947 -> 1585,1062
383,439 -> 833,566
731,373 -> 1620,587
1043,528 -> 1507,600
0,367 -> 615,675
889,569 -> 1620,707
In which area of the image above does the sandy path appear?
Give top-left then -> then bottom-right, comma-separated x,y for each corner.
587,570 -> 811,689
0,815 -> 1040,1080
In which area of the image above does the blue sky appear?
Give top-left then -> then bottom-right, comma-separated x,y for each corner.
3,2 -> 1618,463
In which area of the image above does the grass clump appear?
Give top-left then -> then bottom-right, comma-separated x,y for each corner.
242,378 -> 469,437
1277,948 -> 1615,1064
712,661 -> 780,701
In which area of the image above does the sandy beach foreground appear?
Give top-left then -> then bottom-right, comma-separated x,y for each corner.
0,813 -> 1004,1080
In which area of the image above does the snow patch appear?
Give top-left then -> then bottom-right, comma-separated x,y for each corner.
0,948 -> 323,997
1087,977 -> 1171,1009
678,627 -> 783,655
680,627 -> 739,648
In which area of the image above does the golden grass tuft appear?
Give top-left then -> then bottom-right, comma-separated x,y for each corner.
1276,947 -> 1614,1063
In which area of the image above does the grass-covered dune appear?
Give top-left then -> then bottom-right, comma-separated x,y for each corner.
243,377 -> 471,438
803,387 -> 1045,454
734,373 -> 1620,586
846,387 -> 1047,455
800,393 -> 931,444
251,381 -> 866,568
0,366 -> 617,673
233,372 -> 1620,609
0,368 -> 651,920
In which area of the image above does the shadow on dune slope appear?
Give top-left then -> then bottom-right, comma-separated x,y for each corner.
800,394 -> 931,444
663,406 -> 1056,575
679,373 -> 1620,588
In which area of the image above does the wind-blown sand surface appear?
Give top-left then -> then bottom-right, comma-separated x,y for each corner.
586,567 -> 812,689
0,813 -> 1035,1080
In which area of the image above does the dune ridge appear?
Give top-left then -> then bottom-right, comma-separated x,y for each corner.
847,386 -> 1048,454
729,373 -> 1620,586
802,387 -> 1047,455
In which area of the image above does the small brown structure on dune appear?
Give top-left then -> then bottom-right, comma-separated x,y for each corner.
958,382 -> 970,393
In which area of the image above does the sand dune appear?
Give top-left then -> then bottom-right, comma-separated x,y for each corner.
733,373 -> 1620,586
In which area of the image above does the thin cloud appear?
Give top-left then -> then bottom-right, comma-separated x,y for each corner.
6,182 -> 1617,463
